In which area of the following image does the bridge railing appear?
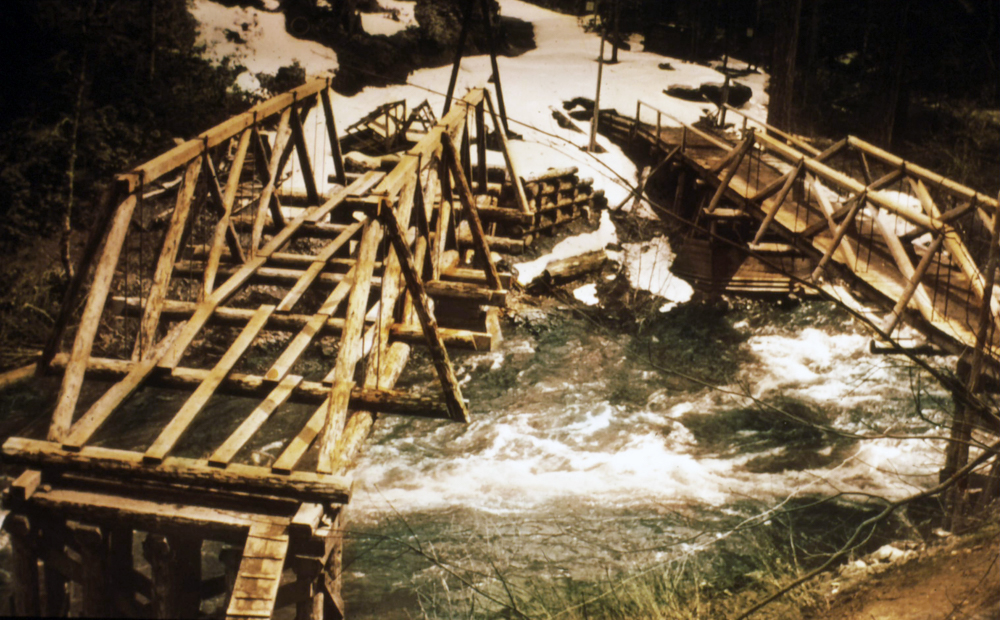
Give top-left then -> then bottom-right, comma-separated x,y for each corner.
628,98 -> 999,363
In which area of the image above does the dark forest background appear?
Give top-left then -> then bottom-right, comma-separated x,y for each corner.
584,0 -> 999,194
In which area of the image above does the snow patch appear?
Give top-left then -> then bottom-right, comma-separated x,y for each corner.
622,236 -> 694,303
573,283 -> 599,305
191,0 -> 338,76
514,210 -> 618,286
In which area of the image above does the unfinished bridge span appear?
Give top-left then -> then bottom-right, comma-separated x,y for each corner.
0,78 -> 603,618
1,74 -> 996,619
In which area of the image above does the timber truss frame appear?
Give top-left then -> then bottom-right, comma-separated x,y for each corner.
2,82 -> 534,619
629,100 -> 999,369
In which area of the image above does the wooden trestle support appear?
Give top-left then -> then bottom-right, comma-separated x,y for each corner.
0,80 -> 597,618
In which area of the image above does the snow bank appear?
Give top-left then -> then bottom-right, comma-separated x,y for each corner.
191,0 -> 338,77
514,210 -> 618,286
621,237 -> 694,308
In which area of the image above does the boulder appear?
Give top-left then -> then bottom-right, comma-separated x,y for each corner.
663,85 -> 703,102
699,81 -> 753,107
663,81 -> 753,107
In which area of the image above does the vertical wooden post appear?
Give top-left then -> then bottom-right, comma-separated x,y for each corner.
143,533 -> 202,619
33,518 -> 69,617
6,514 -> 41,617
946,193 -> 1000,526
588,31 -> 605,153
443,0 -> 474,117
289,97 -> 321,206
321,511 -> 346,620
107,526 -> 134,619
475,102 -> 488,192
631,100 -> 640,143
441,134 -> 502,290
321,86 -> 347,187
673,169 -> 687,211
478,0 -> 510,133
220,545 -> 243,614
483,91 -> 530,215
71,523 -> 109,618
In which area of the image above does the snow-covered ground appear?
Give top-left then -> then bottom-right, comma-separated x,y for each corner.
359,0 -> 418,36
191,0 -> 769,305
191,0 -> 339,78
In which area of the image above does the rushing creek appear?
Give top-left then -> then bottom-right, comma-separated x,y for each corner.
340,261 -> 955,618
0,234 -> 956,619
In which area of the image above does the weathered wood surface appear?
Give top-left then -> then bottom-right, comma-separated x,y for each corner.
227,522 -> 290,620
110,296 -> 493,349
4,437 -> 352,504
644,121 -> 999,362
538,249 -> 608,285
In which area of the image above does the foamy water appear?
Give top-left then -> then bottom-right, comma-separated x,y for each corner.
341,295 -> 952,618
351,293 -> 950,515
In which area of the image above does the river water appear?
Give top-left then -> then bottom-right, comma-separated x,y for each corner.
340,248 -> 955,618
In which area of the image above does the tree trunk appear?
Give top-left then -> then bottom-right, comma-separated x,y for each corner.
870,0 -> 910,147
611,0 -> 620,63
766,0 -> 802,132
800,0 -> 821,126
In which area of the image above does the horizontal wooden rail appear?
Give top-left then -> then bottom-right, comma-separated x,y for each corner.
43,355 -> 460,418
118,78 -> 332,191
2,437 -> 352,505
635,101 -> 732,151
110,297 -> 494,350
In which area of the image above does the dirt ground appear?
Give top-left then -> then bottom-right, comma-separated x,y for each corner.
803,528 -> 1000,620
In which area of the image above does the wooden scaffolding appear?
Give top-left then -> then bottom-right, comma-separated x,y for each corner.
0,81 -> 541,618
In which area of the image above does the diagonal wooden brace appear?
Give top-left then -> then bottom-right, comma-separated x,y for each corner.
441,133 -> 503,290
375,199 -> 470,423
751,158 -> 803,245
706,131 -> 755,213
879,233 -> 945,336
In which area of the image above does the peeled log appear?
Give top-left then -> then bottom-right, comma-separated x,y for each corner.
539,249 -> 608,285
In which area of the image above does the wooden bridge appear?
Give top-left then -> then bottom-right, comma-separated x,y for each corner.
0,79 -> 603,618
619,101 -> 1000,367
1,73 -> 995,619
